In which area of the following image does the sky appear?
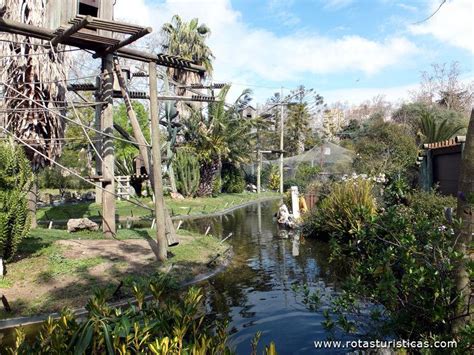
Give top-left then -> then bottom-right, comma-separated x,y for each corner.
114,0 -> 474,106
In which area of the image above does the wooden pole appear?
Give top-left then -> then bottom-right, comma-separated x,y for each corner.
101,54 -> 116,237
149,62 -> 168,261
279,87 -> 284,194
114,59 -> 178,247
94,76 -> 103,204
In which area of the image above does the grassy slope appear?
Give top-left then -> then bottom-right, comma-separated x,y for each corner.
37,192 -> 279,221
0,228 -> 227,317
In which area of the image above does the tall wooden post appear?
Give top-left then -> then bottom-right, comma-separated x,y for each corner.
149,62 -> 168,261
101,54 -> 116,237
279,87 -> 284,194
94,76 -> 103,204
114,59 -> 178,247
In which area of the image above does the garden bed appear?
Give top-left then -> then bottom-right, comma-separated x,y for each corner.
0,228 -> 228,319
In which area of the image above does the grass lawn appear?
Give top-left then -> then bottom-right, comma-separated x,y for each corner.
0,228 -> 228,318
37,191 -> 280,221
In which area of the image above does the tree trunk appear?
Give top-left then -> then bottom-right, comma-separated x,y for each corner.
197,159 -> 220,197
453,108 -> 473,333
27,178 -> 37,229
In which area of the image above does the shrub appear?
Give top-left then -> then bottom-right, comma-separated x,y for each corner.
221,163 -> 245,193
353,120 -> 418,177
0,141 -> 32,261
174,148 -> 200,197
9,279 -> 277,354
326,205 -> 471,344
405,189 -> 457,221
304,178 -> 377,238
268,165 -> 280,191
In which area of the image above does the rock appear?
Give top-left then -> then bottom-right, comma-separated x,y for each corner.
39,192 -> 53,205
82,191 -> 96,201
67,218 -> 99,233
170,192 -> 185,200
246,184 -> 258,192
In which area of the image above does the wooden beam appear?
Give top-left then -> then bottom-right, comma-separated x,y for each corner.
0,17 -> 206,73
93,27 -> 152,58
51,15 -> 93,46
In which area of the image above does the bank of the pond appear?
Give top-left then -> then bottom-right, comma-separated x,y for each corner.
36,192 -> 281,224
0,228 -> 229,320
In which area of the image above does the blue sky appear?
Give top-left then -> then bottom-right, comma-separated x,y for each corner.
116,0 -> 473,105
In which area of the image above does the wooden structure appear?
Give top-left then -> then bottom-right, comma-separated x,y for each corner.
0,0 -> 207,259
116,175 -> 131,201
418,136 -> 466,196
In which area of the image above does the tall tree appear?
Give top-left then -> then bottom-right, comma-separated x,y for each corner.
183,85 -> 255,196
160,14 -> 214,112
453,109 -> 473,332
1,0 -> 68,227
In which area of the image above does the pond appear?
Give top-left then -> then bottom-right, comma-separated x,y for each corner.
182,200 -> 357,354
1,200 -> 366,353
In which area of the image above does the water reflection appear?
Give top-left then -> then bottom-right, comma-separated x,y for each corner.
183,201 -> 350,354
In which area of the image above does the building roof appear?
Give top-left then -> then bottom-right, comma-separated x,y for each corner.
422,136 -> 466,150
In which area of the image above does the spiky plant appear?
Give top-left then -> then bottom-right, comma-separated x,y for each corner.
1,0 -> 68,171
418,110 -> 465,144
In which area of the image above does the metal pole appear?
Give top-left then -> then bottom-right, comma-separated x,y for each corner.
149,62 -> 168,261
101,54 -> 116,237
279,87 -> 284,194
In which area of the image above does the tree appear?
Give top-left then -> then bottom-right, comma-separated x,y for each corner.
183,85 -> 255,196
353,120 -> 418,177
453,109 -> 473,332
1,0 -> 68,169
160,15 -> 214,116
413,62 -> 473,117
1,0 -> 69,228
284,86 -> 320,155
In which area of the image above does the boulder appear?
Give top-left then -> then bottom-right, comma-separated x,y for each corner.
170,192 -> 185,200
67,218 -> 99,233
82,191 -> 96,201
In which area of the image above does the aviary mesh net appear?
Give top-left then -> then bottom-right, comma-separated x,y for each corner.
244,142 -> 354,179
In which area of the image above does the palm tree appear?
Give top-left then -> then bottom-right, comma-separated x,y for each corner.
182,85 -> 255,196
1,0 -> 68,227
161,14 -> 214,105
418,110 -> 464,143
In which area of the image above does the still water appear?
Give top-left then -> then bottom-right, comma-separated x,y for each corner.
182,200 -> 351,354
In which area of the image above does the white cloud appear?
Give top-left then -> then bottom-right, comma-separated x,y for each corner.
322,83 -> 417,105
114,0 -> 420,102
409,0 -> 474,53
323,0 -> 355,10
397,3 -> 418,12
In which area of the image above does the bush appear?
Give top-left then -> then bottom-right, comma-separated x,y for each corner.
221,164 -> 245,193
0,141 -> 32,261
8,281 -> 233,354
268,165 -> 280,191
353,120 -> 418,178
326,205 -> 470,344
174,148 -> 200,197
304,178 -> 377,238
405,189 -> 457,221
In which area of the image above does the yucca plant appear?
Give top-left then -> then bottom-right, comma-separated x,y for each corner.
317,178 -> 377,236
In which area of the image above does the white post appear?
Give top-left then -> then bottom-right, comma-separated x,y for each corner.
290,186 -> 300,220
